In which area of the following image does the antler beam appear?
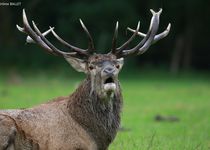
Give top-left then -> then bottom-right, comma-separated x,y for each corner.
112,9 -> 170,58
17,8 -> 170,59
17,9 -> 95,59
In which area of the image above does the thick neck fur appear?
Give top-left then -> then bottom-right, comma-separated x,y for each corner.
67,76 -> 123,150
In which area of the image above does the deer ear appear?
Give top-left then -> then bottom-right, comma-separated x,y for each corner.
117,58 -> 124,64
117,58 -> 124,69
65,57 -> 87,73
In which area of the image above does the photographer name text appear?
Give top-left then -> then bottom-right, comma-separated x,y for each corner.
0,2 -> 21,6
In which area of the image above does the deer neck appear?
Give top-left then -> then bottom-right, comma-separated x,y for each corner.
67,76 -> 122,149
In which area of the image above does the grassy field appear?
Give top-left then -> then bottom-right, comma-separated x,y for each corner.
0,70 -> 210,149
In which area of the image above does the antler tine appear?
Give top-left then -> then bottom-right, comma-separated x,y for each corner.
49,26 -> 89,56
115,21 -> 140,54
111,21 -> 119,53
127,23 -> 171,44
120,8 -> 162,57
19,9 -> 57,55
16,24 -> 25,33
17,27 -> 54,44
32,21 -> 76,57
26,27 -> 54,43
79,19 -> 95,53
17,9 -> 95,58
137,9 -> 162,55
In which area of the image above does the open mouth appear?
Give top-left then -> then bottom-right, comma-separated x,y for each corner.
103,77 -> 116,92
104,77 -> 114,84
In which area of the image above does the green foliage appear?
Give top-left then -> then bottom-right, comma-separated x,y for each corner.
0,70 -> 210,149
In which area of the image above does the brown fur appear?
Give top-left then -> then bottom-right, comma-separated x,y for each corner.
0,114 -> 39,150
0,78 -> 122,150
68,77 -> 122,150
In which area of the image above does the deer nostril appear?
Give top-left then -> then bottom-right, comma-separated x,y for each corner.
104,67 -> 115,74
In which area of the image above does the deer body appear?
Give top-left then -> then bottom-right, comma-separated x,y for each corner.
0,77 -> 122,150
0,8 -> 170,150
0,98 -> 97,150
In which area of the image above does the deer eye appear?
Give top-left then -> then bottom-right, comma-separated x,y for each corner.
89,65 -> 94,70
116,64 -> 120,69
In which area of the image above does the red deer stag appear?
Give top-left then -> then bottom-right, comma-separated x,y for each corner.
0,8 -> 170,150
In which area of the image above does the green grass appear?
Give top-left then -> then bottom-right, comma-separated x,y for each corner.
0,70 -> 210,149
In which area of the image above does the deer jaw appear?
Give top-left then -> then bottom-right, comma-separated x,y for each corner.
91,72 -> 117,100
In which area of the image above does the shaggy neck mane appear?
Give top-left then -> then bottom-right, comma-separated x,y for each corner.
67,76 -> 122,150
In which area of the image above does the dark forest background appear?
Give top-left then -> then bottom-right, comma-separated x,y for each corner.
0,0 -> 209,73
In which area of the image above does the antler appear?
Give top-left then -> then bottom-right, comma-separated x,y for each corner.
127,23 -> 171,44
111,9 -> 170,58
16,9 -> 95,59
17,9 -> 170,59
111,21 -> 140,54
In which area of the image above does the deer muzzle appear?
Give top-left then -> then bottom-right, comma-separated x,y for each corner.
102,65 -> 117,93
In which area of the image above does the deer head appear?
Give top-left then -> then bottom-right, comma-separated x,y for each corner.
17,8 -> 170,100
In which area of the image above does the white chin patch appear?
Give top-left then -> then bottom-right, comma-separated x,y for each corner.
103,83 -> 116,92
